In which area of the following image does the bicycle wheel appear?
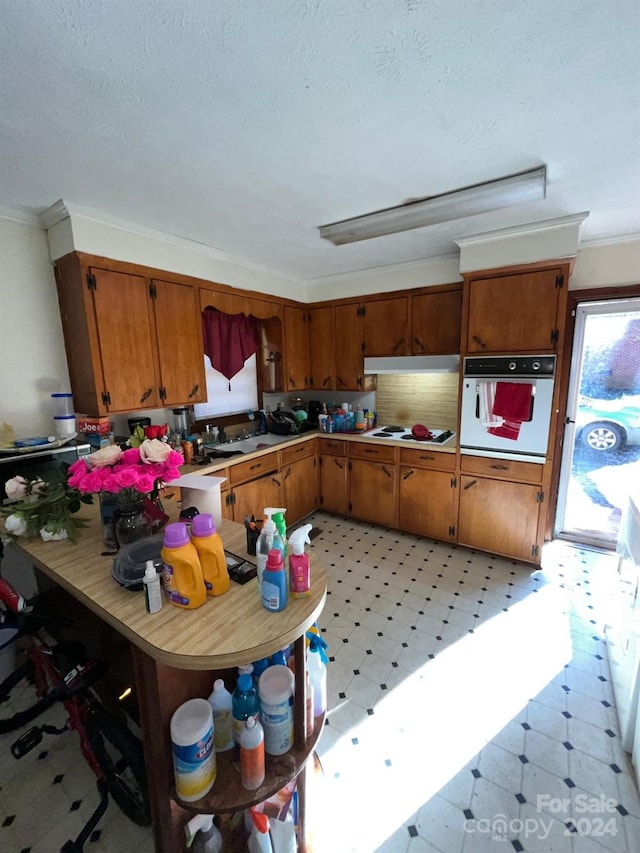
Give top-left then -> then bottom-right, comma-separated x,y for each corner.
0,660 -> 57,734
85,708 -> 151,826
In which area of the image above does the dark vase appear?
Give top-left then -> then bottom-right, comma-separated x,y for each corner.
114,501 -> 153,548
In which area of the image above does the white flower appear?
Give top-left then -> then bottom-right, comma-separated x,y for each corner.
139,439 -> 171,464
40,528 -> 68,542
5,476 -> 28,500
5,514 -> 27,536
88,445 -> 123,469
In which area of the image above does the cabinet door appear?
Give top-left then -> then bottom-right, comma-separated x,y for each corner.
231,472 -> 284,523
152,279 -> 206,405
349,459 -> 396,527
283,455 -> 317,525
398,468 -> 457,541
284,306 -> 310,392
308,306 -> 335,390
467,269 -> 563,353
363,297 -> 408,356
334,304 -> 363,391
457,475 -> 542,562
319,454 -> 348,516
411,290 -> 462,354
90,268 -> 159,412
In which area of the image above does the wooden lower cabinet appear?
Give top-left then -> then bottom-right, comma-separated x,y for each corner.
398,467 -> 457,541
348,458 -> 397,527
228,472 -> 283,523
319,454 -> 348,516
283,454 -> 318,525
457,475 -> 543,563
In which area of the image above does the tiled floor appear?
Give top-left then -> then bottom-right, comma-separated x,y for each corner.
2,512 -> 639,852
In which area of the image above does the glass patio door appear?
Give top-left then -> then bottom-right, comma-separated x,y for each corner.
555,297 -> 640,548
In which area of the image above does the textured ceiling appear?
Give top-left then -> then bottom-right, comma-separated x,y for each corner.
1,0 -> 639,283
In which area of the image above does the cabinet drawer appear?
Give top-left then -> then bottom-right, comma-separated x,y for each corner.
349,442 -> 395,463
460,454 -> 543,484
281,440 -> 316,465
229,452 -> 279,485
399,448 -> 455,471
319,438 -> 346,456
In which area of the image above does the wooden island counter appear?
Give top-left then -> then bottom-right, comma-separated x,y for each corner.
13,505 -> 327,852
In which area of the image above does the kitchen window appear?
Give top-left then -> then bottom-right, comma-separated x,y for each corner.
193,354 -> 258,419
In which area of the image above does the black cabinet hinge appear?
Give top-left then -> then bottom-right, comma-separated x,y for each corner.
348,502 -> 352,512
550,329 -> 559,345
361,341 -> 366,352
450,477 -> 457,488
159,387 -> 166,401
86,273 -> 97,291
531,544 -> 540,557
319,495 -> 324,506
356,305 -> 365,317
536,491 -> 545,503
149,283 -> 157,299
449,525 -> 456,537
101,390 -> 111,407
348,461 -> 352,471
555,274 -> 564,289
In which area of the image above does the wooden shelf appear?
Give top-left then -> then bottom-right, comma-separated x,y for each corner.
173,713 -> 325,814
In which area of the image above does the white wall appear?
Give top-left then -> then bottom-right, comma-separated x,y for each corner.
0,217 -> 71,437
572,239 -> 640,290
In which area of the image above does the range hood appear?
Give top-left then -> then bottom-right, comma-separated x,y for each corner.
363,354 -> 460,375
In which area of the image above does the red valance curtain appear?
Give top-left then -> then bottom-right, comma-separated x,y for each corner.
201,307 -> 261,388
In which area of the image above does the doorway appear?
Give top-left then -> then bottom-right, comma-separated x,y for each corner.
555,296 -> 640,548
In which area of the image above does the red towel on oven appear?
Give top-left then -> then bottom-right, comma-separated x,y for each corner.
487,382 -> 533,440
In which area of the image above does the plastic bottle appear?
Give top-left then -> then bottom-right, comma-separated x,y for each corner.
190,514 -> 230,596
207,679 -> 234,753
239,714 -> 265,790
252,657 -> 270,687
184,814 -> 223,853
247,809 -> 272,853
255,509 -> 285,594
261,549 -> 287,612
161,522 -> 206,609
305,672 -> 314,738
269,649 -> 288,668
288,524 -> 313,598
258,664 -> 295,755
272,509 -> 287,547
355,406 -> 365,430
143,560 -> 163,613
238,663 -> 254,678
232,673 -> 260,744
170,698 -> 216,802
306,632 -> 328,718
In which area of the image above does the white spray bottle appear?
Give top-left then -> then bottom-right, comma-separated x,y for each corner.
255,508 -> 285,594
184,813 -> 223,853
288,524 -> 313,598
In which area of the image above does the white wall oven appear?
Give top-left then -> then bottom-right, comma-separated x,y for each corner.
459,355 -> 556,464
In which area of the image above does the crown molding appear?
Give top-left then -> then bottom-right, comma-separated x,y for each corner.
0,205 -> 40,226
579,231 -> 640,248
454,212 -> 590,248
38,199 -> 300,284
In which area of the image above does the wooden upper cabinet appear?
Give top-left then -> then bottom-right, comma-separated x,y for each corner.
199,287 -> 282,321
466,267 -> 566,354
362,296 -> 408,356
283,306 -> 310,392
89,268 -> 159,412
334,304 -> 365,391
308,306 -> 335,390
151,280 -> 206,406
411,289 -> 462,354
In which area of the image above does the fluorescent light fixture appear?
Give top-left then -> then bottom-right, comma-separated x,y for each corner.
363,355 -> 460,374
319,166 -> 546,245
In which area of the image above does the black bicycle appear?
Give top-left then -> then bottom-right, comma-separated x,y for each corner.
0,578 -> 151,852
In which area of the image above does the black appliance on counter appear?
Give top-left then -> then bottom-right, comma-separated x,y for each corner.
307,401 -> 322,426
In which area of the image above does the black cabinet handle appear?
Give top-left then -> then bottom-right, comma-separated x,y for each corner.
284,467 -> 291,481
382,466 -> 392,478
337,376 -> 346,387
250,463 -> 261,471
322,376 -> 331,386
464,479 -> 477,490
333,459 -> 344,470
392,338 -> 404,352
403,470 -> 415,480
472,335 -> 486,349
413,336 -> 425,351
188,384 -> 199,398
490,463 -> 509,470
288,377 -> 295,387
140,387 -> 152,404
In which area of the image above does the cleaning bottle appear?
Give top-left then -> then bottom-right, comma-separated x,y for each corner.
288,524 -> 313,598
207,679 -> 234,753
170,698 -> 216,802
143,560 -> 163,613
184,814 -> 223,853
255,508 -> 285,595
272,509 -> 287,548
161,522 -> 206,609
232,673 -> 260,744
261,548 -> 287,612
239,714 -> 265,790
247,809 -> 272,853
190,514 -> 229,596
306,632 -> 329,718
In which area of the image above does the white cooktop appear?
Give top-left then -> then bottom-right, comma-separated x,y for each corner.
363,426 -> 456,445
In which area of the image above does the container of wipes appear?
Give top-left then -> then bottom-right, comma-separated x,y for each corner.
170,698 -> 216,802
258,664 -> 295,755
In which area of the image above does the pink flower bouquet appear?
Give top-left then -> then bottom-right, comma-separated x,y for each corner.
68,439 -> 183,507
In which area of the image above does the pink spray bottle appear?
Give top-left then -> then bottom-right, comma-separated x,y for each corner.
288,524 -> 313,598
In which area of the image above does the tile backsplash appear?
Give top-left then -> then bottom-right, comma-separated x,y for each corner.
375,372 -> 459,429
